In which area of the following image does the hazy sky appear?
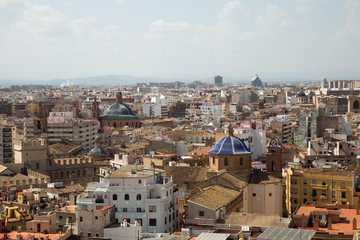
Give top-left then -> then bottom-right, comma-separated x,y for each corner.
0,0 -> 359,81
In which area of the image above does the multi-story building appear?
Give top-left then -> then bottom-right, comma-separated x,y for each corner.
214,76 -> 223,87
76,165 -> 179,234
285,167 -> 357,215
24,119 -> 98,150
270,115 -> 293,144
142,104 -> 168,118
294,110 -> 317,147
0,123 -> 15,164
232,122 -> 266,160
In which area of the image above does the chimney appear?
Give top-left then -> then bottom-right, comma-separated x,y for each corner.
328,217 -> 332,230
301,214 -> 306,228
353,218 -> 357,230
313,218 -> 319,231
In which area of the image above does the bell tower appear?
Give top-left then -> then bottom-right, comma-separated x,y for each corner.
266,137 -> 283,178
33,102 -> 48,138
91,97 -> 100,119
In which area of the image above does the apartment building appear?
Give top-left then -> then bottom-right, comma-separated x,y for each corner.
285,167 -> 357,215
0,123 -> 15,164
24,119 -> 98,150
76,164 -> 179,234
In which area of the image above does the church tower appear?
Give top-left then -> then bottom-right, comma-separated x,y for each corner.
266,137 -> 283,178
91,97 -> 100,119
33,102 -> 48,138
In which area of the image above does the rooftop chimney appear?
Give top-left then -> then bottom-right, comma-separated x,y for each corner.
313,218 -> 319,231
328,217 -> 332,230
301,214 -> 306,228
353,218 -> 357,230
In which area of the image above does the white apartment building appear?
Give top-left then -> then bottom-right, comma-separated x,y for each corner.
142,104 -> 168,118
200,103 -> 224,117
76,165 -> 178,234
232,122 -> 266,160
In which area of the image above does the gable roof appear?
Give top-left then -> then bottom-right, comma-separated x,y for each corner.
188,185 -> 240,211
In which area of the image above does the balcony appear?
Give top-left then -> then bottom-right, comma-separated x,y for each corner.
311,184 -> 327,190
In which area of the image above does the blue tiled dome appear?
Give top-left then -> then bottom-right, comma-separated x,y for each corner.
89,147 -> 107,155
209,136 -> 252,155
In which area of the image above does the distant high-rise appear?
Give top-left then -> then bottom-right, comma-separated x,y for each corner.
321,77 -> 328,89
251,74 -> 263,88
214,75 -> 223,87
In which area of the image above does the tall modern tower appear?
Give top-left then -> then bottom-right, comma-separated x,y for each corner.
214,75 -> 223,87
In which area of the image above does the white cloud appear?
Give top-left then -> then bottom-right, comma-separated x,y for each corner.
257,4 -> 297,27
296,5 -> 316,14
0,0 -> 25,8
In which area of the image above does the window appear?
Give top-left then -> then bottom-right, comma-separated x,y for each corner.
341,182 -> 346,187
80,217 -> 83,222
113,194 -> 118,201
312,180 -> 316,185
149,206 -> 156,212
149,219 -> 157,226
341,192 -> 346,198
294,198 -> 298,204
240,157 -> 243,165
169,214 -> 171,222
59,216 -> 63,220
138,179 -> 142,184
293,179 -> 297,185
303,179 -> 307,184
199,211 -> 204,217
224,158 -> 228,166
303,198 -> 307,204
332,191 -> 336,198
136,194 -> 141,200
95,216 -> 98,220
322,181 -> 326,186
123,208 -> 127,212
165,217 -> 167,224
303,189 -> 307,195
332,181 -> 336,187
312,189 -> 317,197
252,193 -> 256,197
269,193 -> 272,197
137,208 -> 142,212
124,194 -> 129,201
294,188 -> 297,194
212,157 -> 215,164
88,233 -> 91,237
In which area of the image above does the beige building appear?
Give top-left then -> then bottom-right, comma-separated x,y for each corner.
24,119 -> 98,150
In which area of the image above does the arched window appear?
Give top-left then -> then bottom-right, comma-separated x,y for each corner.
36,163 -> 40,170
60,172 -> 64,178
113,194 -> 118,201
354,100 -> 360,109
136,194 -> 141,201
82,169 -> 86,176
124,194 -> 129,201
224,158 -> 229,166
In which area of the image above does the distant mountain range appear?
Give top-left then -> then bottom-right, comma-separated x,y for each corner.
0,74 -> 323,87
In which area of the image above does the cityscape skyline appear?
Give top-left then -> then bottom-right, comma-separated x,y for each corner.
0,0 -> 359,82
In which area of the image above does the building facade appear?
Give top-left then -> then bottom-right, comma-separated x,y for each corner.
76,165 -> 178,234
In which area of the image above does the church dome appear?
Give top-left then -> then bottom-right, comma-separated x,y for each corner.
209,135 -> 252,155
89,147 -> 107,155
101,103 -> 139,120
